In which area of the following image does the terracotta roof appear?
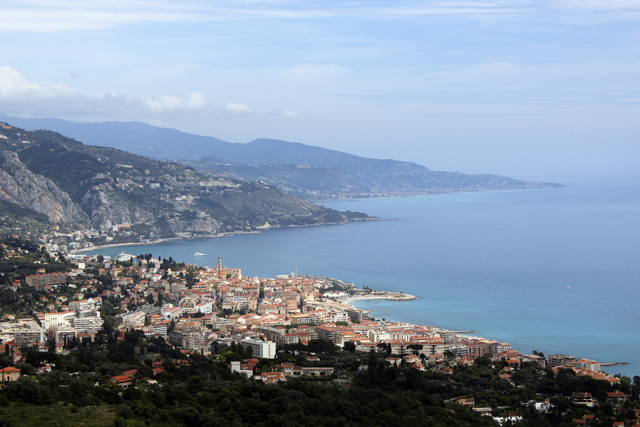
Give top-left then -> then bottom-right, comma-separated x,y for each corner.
112,375 -> 132,383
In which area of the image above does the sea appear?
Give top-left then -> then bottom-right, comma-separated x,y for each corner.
87,178 -> 640,377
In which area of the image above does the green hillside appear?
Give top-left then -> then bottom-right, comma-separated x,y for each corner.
0,122 -> 370,237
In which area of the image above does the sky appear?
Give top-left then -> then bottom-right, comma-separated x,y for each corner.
1,1 -> 639,182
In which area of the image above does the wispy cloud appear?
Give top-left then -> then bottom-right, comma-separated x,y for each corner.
325,60 -> 640,106
223,102 -> 252,113
0,0 -> 332,32
0,65 -> 209,120
3,0 -> 640,33
282,109 -> 302,117
283,64 -> 345,80
550,0 -> 640,11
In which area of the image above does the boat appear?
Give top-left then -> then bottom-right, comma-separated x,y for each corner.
194,252 -> 206,257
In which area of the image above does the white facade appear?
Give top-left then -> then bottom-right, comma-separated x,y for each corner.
72,314 -> 104,333
44,311 -> 76,329
197,301 -> 213,314
122,311 -> 146,327
69,298 -> 101,312
241,338 -> 277,359
230,361 -> 253,378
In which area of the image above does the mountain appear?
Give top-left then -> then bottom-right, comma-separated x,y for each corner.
0,115 -> 562,200
0,121 -> 370,237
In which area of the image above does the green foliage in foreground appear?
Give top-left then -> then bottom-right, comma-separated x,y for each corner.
0,348 -> 495,427
0,405 -> 115,427
0,377 -> 493,427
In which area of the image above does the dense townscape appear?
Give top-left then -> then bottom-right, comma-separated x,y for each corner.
0,235 -> 639,426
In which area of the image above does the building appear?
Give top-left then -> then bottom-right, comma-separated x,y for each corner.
0,320 -> 45,343
48,325 -> 76,345
261,372 -> 286,384
72,313 -> 104,333
574,359 -> 601,372
25,272 -> 68,287
240,338 -> 276,359
43,311 -> 76,329
572,392 -> 596,406
230,361 -> 253,378
69,298 -> 101,312
0,367 -> 21,382
111,375 -> 133,388
607,392 -> 627,406
548,354 -> 576,368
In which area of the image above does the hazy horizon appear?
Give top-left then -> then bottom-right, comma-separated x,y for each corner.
1,1 -> 638,181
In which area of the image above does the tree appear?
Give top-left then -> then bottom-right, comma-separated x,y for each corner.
308,339 -> 337,355
376,342 -> 391,355
407,344 -> 423,355
343,341 -> 356,354
443,350 -> 456,360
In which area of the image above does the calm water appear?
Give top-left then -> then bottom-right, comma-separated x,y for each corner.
88,181 -> 640,377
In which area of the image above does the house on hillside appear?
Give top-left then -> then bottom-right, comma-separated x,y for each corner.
0,366 -> 21,382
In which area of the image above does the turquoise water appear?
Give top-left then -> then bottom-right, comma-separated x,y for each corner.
88,181 -> 640,377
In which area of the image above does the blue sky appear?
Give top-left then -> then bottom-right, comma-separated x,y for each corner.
1,1 -> 639,181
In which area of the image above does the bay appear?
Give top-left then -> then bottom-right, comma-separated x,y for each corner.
88,180 -> 640,377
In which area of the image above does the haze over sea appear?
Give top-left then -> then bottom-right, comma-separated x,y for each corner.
90,178 -> 640,377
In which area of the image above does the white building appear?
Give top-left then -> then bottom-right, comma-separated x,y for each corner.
230,361 -> 253,378
574,359 -> 601,372
69,298 -> 101,312
196,301 -> 213,314
161,306 -> 183,320
72,312 -> 104,333
43,311 -> 76,329
241,338 -> 277,359
121,311 -> 146,327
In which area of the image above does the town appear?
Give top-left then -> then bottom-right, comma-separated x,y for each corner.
0,235 -> 639,426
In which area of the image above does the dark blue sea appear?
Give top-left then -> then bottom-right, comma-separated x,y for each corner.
88,180 -> 640,377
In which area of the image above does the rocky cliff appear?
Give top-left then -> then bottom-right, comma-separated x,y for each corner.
0,123 -> 370,236
0,151 -> 89,223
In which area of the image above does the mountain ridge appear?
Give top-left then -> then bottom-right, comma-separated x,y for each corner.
0,115 -> 562,200
0,121 -> 370,238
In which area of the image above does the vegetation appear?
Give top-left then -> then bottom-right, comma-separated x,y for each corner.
2,336 -> 639,427
0,123 -> 371,238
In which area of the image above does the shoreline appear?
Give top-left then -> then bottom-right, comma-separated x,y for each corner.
70,230 -> 263,255
71,218 -> 381,255
311,184 -> 564,204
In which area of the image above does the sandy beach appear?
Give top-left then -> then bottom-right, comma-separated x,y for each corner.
68,237 -> 183,255
69,230 -> 266,255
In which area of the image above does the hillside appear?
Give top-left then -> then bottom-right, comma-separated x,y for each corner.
0,122 -> 370,237
0,115 -> 562,200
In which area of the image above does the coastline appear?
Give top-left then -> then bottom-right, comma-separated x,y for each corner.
70,230 -> 263,255
310,184 -> 564,203
71,218 -> 381,255
70,237 -> 181,254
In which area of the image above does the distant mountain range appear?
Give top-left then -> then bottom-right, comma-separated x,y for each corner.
0,120 -> 370,238
0,115 -> 562,200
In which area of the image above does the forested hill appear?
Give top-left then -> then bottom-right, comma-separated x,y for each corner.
0,121 -> 370,236
1,115 -> 562,200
